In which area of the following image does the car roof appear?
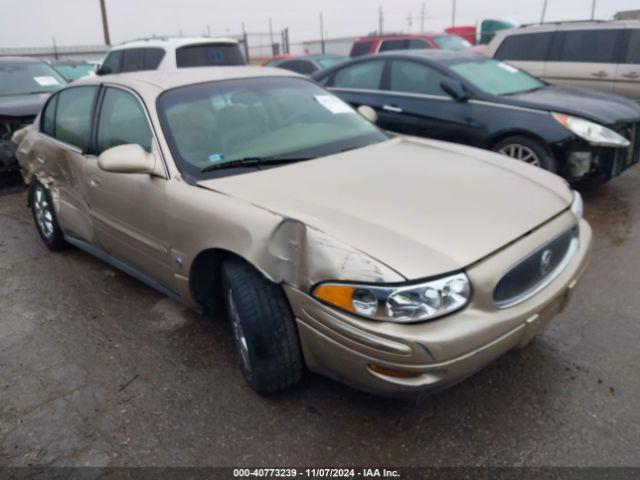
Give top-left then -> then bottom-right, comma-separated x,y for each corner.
0,56 -> 47,65
374,49 -> 481,63
110,36 -> 238,50
502,19 -> 637,35
355,33 -> 443,42
74,66 -> 299,92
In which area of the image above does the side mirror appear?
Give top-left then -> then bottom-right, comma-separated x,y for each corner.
440,78 -> 468,102
98,144 -> 156,174
357,105 -> 378,124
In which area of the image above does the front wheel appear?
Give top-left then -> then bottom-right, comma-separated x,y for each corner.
492,136 -> 557,173
30,180 -> 66,251
221,258 -> 303,394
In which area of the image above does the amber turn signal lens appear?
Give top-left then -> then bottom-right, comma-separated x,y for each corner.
368,363 -> 422,378
313,284 -> 356,312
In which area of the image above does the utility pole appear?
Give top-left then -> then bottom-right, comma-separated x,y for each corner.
407,13 -> 413,33
378,5 -> 384,35
451,0 -> 456,27
540,0 -> 548,23
99,0 -> 111,46
269,18 -> 276,55
590,0 -> 597,20
206,24 -> 211,36
52,36 -> 59,60
420,2 -> 426,32
320,11 -> 325,54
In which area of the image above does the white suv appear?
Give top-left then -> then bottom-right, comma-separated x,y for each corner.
97,37 -> 245,75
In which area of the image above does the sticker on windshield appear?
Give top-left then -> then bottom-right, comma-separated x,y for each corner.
497,62 -> 518,74
314,95 -> 354,114
33,76 -> 60,86
208,153 -> 225,163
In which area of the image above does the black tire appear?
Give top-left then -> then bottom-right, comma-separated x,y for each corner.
221,257 -> 303,394
30,180 -> 67,251
492,135 -> 557,173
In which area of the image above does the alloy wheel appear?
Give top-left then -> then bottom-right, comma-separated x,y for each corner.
497,143 -> 541,166
33,187 -> 55,240
227,288 -> 252,375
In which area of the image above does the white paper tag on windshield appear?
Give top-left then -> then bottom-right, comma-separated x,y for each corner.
34,76 -> 60,86
497,62 -> 518,74
314,95 -> 354,114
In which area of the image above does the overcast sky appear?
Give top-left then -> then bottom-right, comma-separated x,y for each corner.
0,0 -> 636,48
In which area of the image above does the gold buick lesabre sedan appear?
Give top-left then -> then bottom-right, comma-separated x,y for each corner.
14,67 -> 592,397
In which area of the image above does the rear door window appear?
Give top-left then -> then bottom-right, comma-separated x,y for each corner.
379,39 -> 409,52
142,48 -> 165,70
351,41 -> 374,57
556,29 -> 622,63
408,39 -> 432,49
333,60 -> 385,90
97,88 -> 152,154
52,86 -> 97,151
121,48 -> 144,72
495,32 -> 553,61
389,60 -> 446,96
278,59 -> 317,75
624,29 -> 640,64
175,43 -> 245,67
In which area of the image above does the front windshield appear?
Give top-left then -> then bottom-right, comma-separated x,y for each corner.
54,64 -> 95,81
157,77 -> 388,177
433,35 -> 471,50
450,59 -> 545,96
316,57 -> 346,69
0,62 -> 66,96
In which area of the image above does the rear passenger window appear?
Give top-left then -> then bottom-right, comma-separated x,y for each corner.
625,30 -> 640,64
495,32 -> 553,61
408,39 -> 431,49
97,88 -> 152,154
557,29 -> 621,63
278,60 -> 317,75
143,48 -> 165,70
100,51 -> 122,75
389,60 -> 446,96
53,86 -> 97,151
351,41 -> 374,57
379,39 -> 409,52
41,95 -> 58,137
333,60 -> 385,90
122,48 -> 144,72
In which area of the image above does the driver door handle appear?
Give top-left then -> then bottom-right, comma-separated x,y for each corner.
382,104 -> 403,113
622,72 -> 640,79
591,70 -> 609,78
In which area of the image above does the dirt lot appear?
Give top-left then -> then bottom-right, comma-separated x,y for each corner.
1,169 -> 639,467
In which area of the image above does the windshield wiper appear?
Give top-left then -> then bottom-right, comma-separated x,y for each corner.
200,156 -> 314,173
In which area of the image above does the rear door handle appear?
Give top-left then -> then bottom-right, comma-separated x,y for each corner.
591,70 -> 609,78
382,104 -> 403,113
88,176 -> 101,188
622,72 -> 640,79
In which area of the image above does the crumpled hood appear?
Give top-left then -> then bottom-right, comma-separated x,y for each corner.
0,93 -> 50,118
198,137 -> 572,280
503,85 -> 640,126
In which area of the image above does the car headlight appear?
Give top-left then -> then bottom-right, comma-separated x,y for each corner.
552,113 -> 630,148
570,190 -> 584,220
312,272 -> 471,323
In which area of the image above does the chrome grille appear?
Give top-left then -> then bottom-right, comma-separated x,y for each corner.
494,228 -> 578,309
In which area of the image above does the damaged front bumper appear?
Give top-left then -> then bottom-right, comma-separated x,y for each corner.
1,116 -> 33,175
554,122 -> 640,182
284,211 -> 592,397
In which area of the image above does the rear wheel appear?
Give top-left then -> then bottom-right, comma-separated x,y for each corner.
31,180 -> 66,251
492,136 -> 556,173
221,258 -> 303,394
